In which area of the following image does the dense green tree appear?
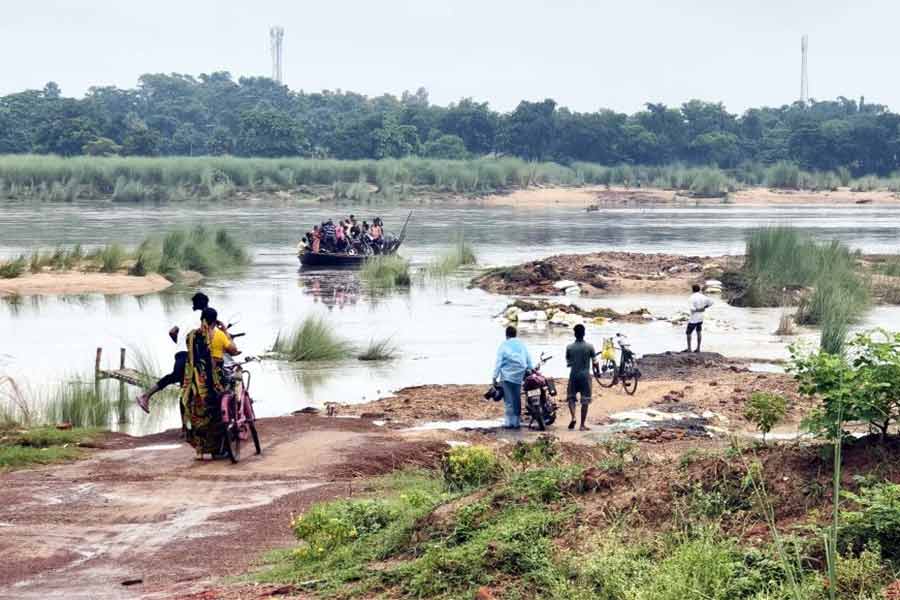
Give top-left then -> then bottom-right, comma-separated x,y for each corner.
236,107 -> 306,157
498,99 -> 557,160
3,72 -> 900,175
422,133 -> 468,159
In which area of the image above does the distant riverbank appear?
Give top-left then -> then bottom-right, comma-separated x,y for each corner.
3,154 -> 900,205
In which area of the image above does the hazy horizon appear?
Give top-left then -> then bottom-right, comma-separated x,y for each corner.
2,0 -> 897,113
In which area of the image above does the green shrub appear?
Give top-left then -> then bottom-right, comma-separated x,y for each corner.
272,316 -> 353,361
744,392 -> 788,442
510,434 -> 559,467
839,484 -> 900,561
291,499 -> 398,560
0,255 -> 26,279
442,445 -> 501,490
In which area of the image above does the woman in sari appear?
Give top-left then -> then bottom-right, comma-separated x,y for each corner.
181,307 -> 237,458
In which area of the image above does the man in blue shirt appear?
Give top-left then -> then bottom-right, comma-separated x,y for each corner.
493,325 -> 533,429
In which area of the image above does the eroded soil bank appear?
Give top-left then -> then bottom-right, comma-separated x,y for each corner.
473,252 -> 737,297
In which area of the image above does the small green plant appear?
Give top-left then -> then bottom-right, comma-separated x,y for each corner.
441,445 -> 501,491
744,392 -> 788,442
510,434 -> 558,467
272,316 -> 353,361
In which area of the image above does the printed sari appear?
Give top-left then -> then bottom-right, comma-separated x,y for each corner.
181,327 -> 225,455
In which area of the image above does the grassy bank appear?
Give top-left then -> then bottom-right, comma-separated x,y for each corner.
258,436 -> 900,599
0,425 -> 100,471
3,155 -> 900,203
0,225 -> 250,280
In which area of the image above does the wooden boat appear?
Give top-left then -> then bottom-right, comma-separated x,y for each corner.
297,212 -> 411,269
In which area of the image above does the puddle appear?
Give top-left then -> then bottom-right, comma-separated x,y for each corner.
748,362 -> 786,373
407,419 -> 503,431
132,444 -> 182,452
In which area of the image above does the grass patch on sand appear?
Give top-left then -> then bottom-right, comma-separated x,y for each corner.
273,316 -> 354,362
360,255 -> 411,288
0,255 -> 27,279
0,425 -> 100,471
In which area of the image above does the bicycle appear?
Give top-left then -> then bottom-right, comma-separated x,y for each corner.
594,333 -> 640,395
219,355 -> 262,463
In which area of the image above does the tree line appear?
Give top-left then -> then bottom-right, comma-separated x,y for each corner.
2,72 -> 899,175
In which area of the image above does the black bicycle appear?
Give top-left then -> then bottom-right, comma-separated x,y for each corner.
594,333 -> 640,395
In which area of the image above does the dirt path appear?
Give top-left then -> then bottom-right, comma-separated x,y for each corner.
0,416 -> 450,600
0,354 -> 809,599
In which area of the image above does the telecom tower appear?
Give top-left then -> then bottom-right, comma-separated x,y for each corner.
800,34 -> 809,104
270,26 -> 284,83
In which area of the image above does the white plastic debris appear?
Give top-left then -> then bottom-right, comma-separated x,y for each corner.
553,279 -> 579,290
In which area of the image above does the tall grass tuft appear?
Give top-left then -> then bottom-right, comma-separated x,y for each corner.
360,255 -> 411,288
428,232 -> 478,276
742,227 -> 868,352
152,226 -> 250,277
273,316 -> 354,361
0,255 -> 27,279
766,161 -> 801,189
43,379 -> 115,428
98,244 -> 125,273
358,338 -> 398,361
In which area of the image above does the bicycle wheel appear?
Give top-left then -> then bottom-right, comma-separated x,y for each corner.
621,359 -> 639,395
224,397 -> 241,463
595,360 -> 617,388
249,422 -> 261,455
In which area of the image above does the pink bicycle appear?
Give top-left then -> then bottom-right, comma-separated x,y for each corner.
219,356 -> 261,463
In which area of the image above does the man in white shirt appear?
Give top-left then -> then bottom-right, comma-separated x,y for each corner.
686,284 -> 713,353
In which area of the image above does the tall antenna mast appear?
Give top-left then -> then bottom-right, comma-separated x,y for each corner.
270,26 -> 284,83
800,34 -> 809,104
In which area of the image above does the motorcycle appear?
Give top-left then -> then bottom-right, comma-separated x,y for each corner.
521,352 -> 558,430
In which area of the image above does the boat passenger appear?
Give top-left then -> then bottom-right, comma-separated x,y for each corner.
311,226 -> 322,253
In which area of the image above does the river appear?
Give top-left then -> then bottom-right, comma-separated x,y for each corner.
2,199 -> 899,434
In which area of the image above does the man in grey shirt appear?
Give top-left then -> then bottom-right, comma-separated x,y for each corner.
566,324 -> 598,431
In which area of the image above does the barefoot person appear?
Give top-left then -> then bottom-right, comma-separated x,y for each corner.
565,324 -> 598,431
135,292 -> 211,413
686,283 -> 714,353
493,325 -> 533,429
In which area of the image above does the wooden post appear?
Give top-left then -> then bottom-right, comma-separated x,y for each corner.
120,348 -> 126,370
95,348 -> 103,380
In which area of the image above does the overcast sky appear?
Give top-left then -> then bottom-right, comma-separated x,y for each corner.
1,0 -> 897,114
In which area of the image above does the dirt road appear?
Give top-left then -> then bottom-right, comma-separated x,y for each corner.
0,416 -> 451,600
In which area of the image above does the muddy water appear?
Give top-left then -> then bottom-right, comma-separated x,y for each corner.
2,200 -> 900,435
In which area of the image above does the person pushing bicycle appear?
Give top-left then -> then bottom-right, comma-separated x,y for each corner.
566,324 -> 598,431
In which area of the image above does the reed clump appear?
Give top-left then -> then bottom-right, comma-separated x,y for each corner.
273,316 -> 354,362
360,255 -> 411,288
358,338 -> 398,361
740,227 -> 869,352
428,233 -> 478,276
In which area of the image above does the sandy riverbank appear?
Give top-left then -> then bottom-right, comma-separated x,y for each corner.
480,185 -> 900,208
0,272 -> 175,297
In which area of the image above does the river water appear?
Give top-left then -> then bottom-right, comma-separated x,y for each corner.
1,200 -> 899,434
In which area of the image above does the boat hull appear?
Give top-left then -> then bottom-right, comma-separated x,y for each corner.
298,252 -> 372,268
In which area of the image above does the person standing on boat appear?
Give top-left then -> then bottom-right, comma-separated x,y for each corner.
493,326 -> 533,429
